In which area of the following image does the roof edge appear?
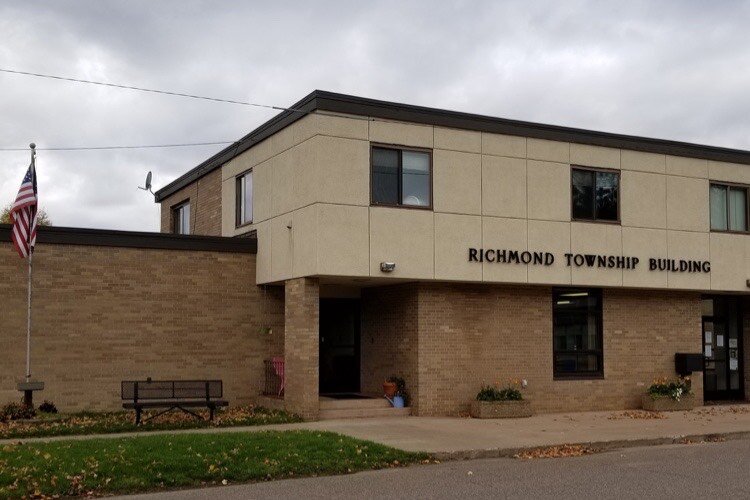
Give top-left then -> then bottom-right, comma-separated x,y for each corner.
155,90 -> 750,202
154,90 -> 321,202
0,224 -> 256,253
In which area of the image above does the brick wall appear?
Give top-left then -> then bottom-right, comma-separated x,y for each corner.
0,241 -> 282,411
159,168 -> 222,236
362,282 -> 704,416
361,284 -> 420,410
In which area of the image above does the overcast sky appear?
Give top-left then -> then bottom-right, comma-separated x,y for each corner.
1,1 -> 749,231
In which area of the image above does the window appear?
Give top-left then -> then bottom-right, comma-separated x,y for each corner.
236,171 -> 253,226
553,289 -> 603,378
172,202 -> 190,235
371,146 -> 431,208
571,167 -> 619,222
710,183 -> 748,232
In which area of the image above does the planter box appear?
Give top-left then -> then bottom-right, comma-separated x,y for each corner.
470,400 -> 532,419
642,393 -> 697,412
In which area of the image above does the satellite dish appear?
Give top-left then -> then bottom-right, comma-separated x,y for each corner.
138,171 -> 154,197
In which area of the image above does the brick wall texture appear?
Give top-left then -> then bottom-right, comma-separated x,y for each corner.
361,282 -> 707,416
361,284 -> 420,410
283,277 -> 320,419
159,167 -> 222,235
0,241 -> 284,411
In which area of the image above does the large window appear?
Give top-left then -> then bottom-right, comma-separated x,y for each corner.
571,167 -> 619,222
553,289 -> 603,378
710,183 -> 748,232
172,201 -> 190,235
236,170 -> 253,226
371,146 -> 431,208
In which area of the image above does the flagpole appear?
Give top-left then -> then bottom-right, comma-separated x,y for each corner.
25,143 -> 36,384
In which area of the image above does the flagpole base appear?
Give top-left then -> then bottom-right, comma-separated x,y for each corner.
16,381 -> 44,407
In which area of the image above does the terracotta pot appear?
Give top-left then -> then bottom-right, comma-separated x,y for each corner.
383,381 -> 397,398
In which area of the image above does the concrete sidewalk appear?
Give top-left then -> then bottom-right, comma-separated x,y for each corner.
3,405 -> 750,458
304,405 -> 750,458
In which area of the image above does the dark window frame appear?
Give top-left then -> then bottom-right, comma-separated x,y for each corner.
709,181 -> 749,234
570,165 -> 621,224
370,143 -> 433,210
171,200 -> 190,235
235,169 -> 253,228
552,288 -> 604,380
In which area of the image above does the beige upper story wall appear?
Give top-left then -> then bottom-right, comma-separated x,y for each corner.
217,113 -> 750,292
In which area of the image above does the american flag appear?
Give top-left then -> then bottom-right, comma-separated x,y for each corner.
10,162 -> 38,258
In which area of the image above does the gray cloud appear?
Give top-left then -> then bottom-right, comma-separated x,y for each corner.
1,0 -> 749,230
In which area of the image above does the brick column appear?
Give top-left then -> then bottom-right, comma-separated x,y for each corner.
284,277 -> 320,420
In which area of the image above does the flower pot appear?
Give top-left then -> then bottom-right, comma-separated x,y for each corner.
642,393 -> 697,412
383,381 -> 397,398
470,400 -> 532,419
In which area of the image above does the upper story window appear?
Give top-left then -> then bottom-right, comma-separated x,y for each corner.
236,170 -> 253,226
571,167 -> 619,222
553,288 -> 603,378
172,201 -> 190,235
371,146 -> 431,208
710,182 -> 748,232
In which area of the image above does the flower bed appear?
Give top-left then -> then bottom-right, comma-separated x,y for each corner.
0,405 -> 300,440
642,376 -> 696,411
470,380 -> 532,418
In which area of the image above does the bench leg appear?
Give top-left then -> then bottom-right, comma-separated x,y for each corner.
135,408 -> 142,426
209,406 -> 215,421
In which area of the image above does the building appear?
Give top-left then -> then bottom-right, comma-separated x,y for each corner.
2,91 -> 748,419
152,90 -> 750,419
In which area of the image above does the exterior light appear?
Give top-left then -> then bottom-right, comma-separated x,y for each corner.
380,262 -> 396,273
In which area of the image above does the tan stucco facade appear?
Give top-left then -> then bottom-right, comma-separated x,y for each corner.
214,113 -> 750,293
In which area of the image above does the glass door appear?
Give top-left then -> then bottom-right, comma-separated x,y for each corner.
319,299 -> 361,394
702,297 -> 744,401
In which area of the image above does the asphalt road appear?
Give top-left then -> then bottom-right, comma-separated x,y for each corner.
124,440 -> 750,499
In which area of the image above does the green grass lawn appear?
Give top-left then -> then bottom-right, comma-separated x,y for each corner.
0,406 -> 301,440
0,430 -> 427,497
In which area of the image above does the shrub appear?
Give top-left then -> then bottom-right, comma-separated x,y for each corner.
1,401 -> 36,421
647,376 -> 691,401
38,400 -> 58,414
476,380 -> 523,401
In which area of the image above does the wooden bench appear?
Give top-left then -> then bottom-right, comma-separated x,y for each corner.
121,379 -> 228,425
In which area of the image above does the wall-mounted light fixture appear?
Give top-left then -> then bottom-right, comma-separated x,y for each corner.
380,262 -> 396,273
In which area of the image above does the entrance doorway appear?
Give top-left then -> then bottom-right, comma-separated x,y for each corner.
702,296 -> 744,401
319,299 -> 360,394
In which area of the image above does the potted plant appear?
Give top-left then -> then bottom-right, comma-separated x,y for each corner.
642,376 -> 696,411
383,379 -> 397,398
384,376 -> 408,407
470,379 -> 532,418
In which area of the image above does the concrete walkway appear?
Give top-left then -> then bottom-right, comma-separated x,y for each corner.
3,405 -> 750,459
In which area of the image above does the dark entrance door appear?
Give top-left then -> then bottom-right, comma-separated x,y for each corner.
319,299 -> 360,394
702,296 -> 744,401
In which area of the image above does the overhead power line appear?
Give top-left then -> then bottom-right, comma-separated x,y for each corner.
0,141 -> 236,152
0,67 -> 378,153
0,67 -> 308,113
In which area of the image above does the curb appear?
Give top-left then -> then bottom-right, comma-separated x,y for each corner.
430,430 -> 750,461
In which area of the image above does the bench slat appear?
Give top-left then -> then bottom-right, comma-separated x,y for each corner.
121,380 -> 223,401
